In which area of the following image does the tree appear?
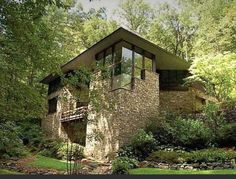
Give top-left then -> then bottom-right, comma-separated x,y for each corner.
116,0 -> 153,35
0,0 -> 68,121
187,53 -> 236,101
146,3 -> 197,60
179,0 -> 236,55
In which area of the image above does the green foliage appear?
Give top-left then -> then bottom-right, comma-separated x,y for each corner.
186,148 -> 236,163
130,129 -> 158,161
147,150 -> 187,164
17,119 -> 44,150
118,146 -> 136,159
146,148 -> 236,164
146,2 -> 196,59
38,138 -> 63,159
217,123 -> 236,147
145,119 -> 174,145
187,53 -> 236,101
146,113 -> 214,149
117,0 -> 153,35
112,157 -> 138,174
57,143 -> 84,160
0,121 -> 27,159
170,117 -> 213,149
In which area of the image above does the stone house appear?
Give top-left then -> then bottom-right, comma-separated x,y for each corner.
41,27 -> 209,161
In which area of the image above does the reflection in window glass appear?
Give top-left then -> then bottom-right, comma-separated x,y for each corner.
114,48 -> 122,64
112,47 -> 132,90
105,48 -> 113,67
122,47 -> 132,64
134,52 -> 143,69
113,74 -> 132,90
145,57 -> 153,71
134,67 -> 141,79
96,52 -> 104,67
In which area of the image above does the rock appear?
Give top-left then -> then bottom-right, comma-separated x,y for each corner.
139,161 -> 149,168
159,164 -> 169,169
223,164 -> 232,169
207,166 -> 213,170
170,164 -> 178,170
90,166 -> 112,174
184,165 -> 193,170
231,159 -> 236,168
192,163 -> 200,168
214,166 -> 223,170
200,163 -> 207,169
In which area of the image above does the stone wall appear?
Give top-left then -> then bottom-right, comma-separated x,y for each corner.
159,88 -> 202,114
41,86 -> 87,142
85,71 -> 159,161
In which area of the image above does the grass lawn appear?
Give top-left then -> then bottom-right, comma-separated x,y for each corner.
129,168 -> 236,175
0,169 -> 23,175
27,155 -> 68,171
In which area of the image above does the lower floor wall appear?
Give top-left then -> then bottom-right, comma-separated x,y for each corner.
42,87 -> 206,161
159,88 -> 205,114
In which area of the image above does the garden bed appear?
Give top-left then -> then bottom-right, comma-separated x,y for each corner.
129,168 -> 236,175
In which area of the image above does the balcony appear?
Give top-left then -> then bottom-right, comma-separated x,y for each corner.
60,106 -> 88,122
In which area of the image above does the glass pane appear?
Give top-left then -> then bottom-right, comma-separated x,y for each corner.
122,47 -> 132,64
134,67 -> 141,79
113,74 -> 132,90
96,52 -> 104,67
134,52 -> 143,68
114,62 -> 132,77
114,47 -> 122,64
96,59 -> 103,67
145,57 -> 153,71
105,47 -> 113,67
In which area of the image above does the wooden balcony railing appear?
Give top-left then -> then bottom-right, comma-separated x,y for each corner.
60,106 -> 88,122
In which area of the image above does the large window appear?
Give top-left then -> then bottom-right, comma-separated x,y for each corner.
113,46 -> 133,90
158,70 -> 189,90
95,41 -> 155,90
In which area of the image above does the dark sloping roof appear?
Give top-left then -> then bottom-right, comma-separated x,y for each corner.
41,27 -> 190,84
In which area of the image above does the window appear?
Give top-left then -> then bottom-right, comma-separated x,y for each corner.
105,47 -> 113,67
134,52 -> 143,79
145,57 -> 153,71
95,40 -> 155,90
48,97 -> 58,114
113,46 -> 132,90
158,70 -> 188,90
96,51 -> 104,67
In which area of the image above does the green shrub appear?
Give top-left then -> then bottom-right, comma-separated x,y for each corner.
118,146 -> 136,159
186,148 -> 236,163
17,119 -> 44,150
130,129 -> 158,161
112,157 -> 138,174
38,138 -> 63,158
170,117 -> 213,149
202,103 -> 226,139
57,143 -> 84,160
146,119 -> 174,145
147,150 -> 187,164
217,123 -> 236,147
0,121 -> 27,159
